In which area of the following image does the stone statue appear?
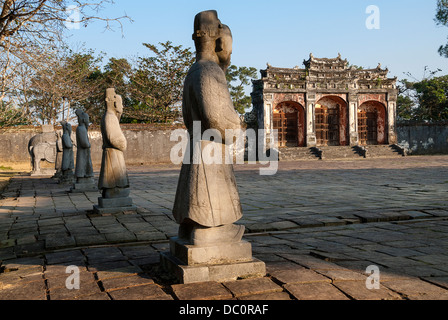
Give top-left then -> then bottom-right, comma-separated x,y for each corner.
173,10 -> 245,246
28,125 -> 57,176
71,109 -> 96,192
60,121 -> 74,184
94,88 -> 135,214
52,129 -> 63,179
161,11 -> 265,284
98,88 -> 129,197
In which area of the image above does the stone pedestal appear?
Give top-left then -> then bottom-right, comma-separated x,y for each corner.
93,196 -> 137,215
31,169 -> 56,177
59,170 -> 74,185
70,178 -> 97,193
160,237 -> 266,284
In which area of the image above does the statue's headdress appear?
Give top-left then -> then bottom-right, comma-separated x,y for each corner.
192,10 -> 223,41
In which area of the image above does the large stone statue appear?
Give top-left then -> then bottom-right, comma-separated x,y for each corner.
71,109 -> 96,193
161,10 -> 265,284
94,88 -> 135,214
60,121 -> 75,184
173,14 -> 244,246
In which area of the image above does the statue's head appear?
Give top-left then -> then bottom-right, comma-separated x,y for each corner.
61,121 -> 72,134
192,10 -> 232,70
216,24 -> 233,71
75,109 -> 84,125
105,88 -> 124,119
83,112 -> 90,127
193,10 -> 222,50
76,109 -> 90,128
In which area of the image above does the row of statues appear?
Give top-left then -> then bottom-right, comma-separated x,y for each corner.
54,88 -> 133,213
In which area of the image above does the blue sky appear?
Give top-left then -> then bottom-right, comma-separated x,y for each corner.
67,0 -> 447,82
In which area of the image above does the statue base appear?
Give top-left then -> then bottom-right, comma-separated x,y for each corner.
160,237 -> 266,284
93,196 -> 137,215
59,170 -> 75,185
31,169 -> 56,177
70,178 -> 97,193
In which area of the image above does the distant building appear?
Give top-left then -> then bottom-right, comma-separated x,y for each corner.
250,54 -> 398,149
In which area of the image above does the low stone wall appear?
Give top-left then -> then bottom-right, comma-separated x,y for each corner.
1,122 -> 447,170
397,121 -> 448,155
0,124 -> 185,170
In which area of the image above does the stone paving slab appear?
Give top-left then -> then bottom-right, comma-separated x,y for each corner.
1,156 -> 448,300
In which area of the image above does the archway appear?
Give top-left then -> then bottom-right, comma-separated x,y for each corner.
358,101 -> 387,145
273,101 -> 305,147
315,96 -> 348,146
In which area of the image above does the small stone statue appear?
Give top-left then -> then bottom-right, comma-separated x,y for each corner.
172,10 -> 244,246
52,129 -> 63,179
28,125 -> 57,176
94,88 -> 135,214
60,121 -> 74,184
71,109 -> 96,192
98,88 -> 129,197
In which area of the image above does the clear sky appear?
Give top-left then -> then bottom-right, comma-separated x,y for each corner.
66,0 -> 448,82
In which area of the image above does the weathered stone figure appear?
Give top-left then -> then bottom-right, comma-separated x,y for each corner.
172,10 -> 244,246
60,121 -> 74,184
161,10 -> 265,283
71,109 -> 96,192
52,129 -> 63,179
98,88 -> 129,196
94,88 -> 135,214
28,125 -> 57,176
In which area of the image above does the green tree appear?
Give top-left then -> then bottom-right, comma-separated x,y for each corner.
77,57 -> 133,124
0,0 -> 131,127
435,0 -> 448,57
0,101 -> 32,126
413,75 -> 448,120
129,41 -> 194,123
398,68 -> 448,121
397,79 -> 416,120
27,47 -> 104,124
226,65 -> 258,114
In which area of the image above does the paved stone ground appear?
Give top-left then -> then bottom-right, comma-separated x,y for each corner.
1,155 -> 448,300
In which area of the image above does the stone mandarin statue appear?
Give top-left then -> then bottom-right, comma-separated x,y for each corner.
74,110 -> 94,180
161,11 -> 265,284
53,129 -> 63,179
71,109 -> 96,192
98,88 -> 130,199
172,10 -> 245,246
60,121 -> 74,183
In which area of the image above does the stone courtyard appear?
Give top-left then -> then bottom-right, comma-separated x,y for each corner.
1,155 -> 448,300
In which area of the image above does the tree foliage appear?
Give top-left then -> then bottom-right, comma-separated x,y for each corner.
0,0 -> 130,127
27,47 -> 105,125
127,41 -> 195,123
226,65 -> 258,114
398,68 -> 448,121
0,0 -> 129,46
435,0 -> 448,57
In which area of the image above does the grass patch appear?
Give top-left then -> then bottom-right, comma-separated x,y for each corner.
0,169 -> 16,193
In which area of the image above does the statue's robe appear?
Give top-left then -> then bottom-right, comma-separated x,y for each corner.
98,111 -> 129,190
61,131 -> 74,171
173,60 -> 243,228
75,124 -> 94,179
